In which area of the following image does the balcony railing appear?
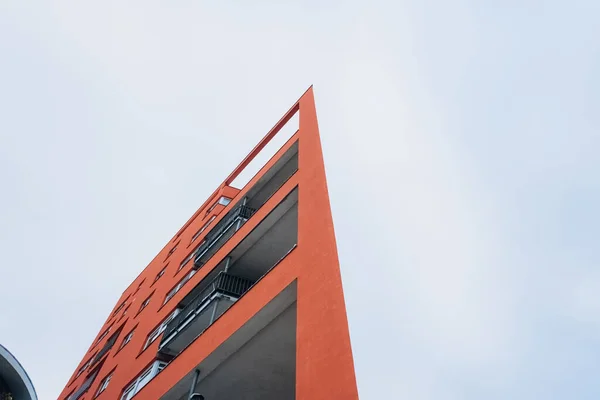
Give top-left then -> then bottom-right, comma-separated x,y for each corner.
159,272 -> 254,354
193,204 -> 256,268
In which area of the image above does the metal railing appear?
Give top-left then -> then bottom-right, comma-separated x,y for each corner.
160,272 -> 254,348
193,204 -> 256,268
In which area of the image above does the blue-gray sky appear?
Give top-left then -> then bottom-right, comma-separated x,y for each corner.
1,1 -> 599,399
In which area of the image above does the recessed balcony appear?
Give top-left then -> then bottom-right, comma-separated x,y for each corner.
192,141 -> 298,270
159,282 -> 297,400
193,205 -> 256,269
159,272 -> 255,356
160,187 -> 298,359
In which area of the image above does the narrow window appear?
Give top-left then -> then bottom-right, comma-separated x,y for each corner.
119,361 -> 167,400
112,301 -> 126,317
163,269 -> 196,305
154,267 -> 166,283
191,216 -> 216,243
95,372 -> 112,396
120,329 -> 134,349
121,383 -> 135,400
95,326 -> 112,346
138,295 -> 152,313
133,279 -> 145,295
144,308 -> 181,349
178,252 -> 196,272
74,353 -> 96,378
165,241 -> 180,260
119,304 -> 130,320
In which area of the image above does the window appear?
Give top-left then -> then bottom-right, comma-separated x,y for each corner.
191,216 -> 216,243
75,354 -> 96,378
95,326 -> 112,346
138,295 -> 152,313
218,196 -> 232,206
120,361 -> 167,400
206,196 -> 232,215
154,267 -> 166,283
68,368 -> 100,400
112,301 -> 126,317
144,308 -> 181,349
64,388 -> 76,400
120,329 -> 134,349
95,372 -> 112,397
163,269 -> 196,305
178,251 -> 196,272
165,241 -> 180,260
119,304 -> 130,320
132,279 -> 145,295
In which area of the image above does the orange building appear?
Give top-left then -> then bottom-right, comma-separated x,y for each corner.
59,88 -> 359,400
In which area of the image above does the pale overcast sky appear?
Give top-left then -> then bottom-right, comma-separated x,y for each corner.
1,1 -> 599,399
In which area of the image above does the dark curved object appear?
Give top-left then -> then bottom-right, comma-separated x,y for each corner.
0,344 -> 37,400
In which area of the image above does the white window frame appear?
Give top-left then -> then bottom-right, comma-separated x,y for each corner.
139,296 -> 151,312
163,269 -> 196,305
179,253 -> 194,271
75,356 -> 93,378
191,216 -> 216,244
144,308 -> 181,350
121,384 -> 135,400
120,331 -> 134,349
120,361 -> 168,400
96,372 -> 112,396
167,242 -> 179,256
133,279 -> 145,294
112,301 -> 126,317
154,267 -> 166,282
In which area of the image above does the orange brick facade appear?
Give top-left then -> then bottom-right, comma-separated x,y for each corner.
59,88 -> 359,400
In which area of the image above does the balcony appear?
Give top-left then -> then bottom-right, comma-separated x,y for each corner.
193,205 -> 256,269
158,282 -> 297,400
161,188 -> 297,357
192,141 -> 298,271
159,272 -> 255,356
